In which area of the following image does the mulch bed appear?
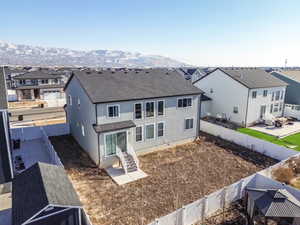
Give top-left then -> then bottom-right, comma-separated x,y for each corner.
50,133 -> 277,225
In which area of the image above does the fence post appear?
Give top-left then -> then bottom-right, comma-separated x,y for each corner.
201,196 -> 208,223
181,206 -> 186,225
238,179 -> 245,199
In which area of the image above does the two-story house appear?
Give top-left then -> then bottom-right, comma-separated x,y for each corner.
13,70 -> 65,101
64,69 -> 203,171
271,70 -> 300,105
193,68 -> 288,127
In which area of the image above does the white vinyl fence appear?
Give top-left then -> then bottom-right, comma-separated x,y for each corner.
10,124 -> 70,166
200,120 -> 298,161
285,104 -> 300,120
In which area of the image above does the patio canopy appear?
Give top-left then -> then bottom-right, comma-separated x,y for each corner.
247,187 -> 300,218
93,120 -> 136,133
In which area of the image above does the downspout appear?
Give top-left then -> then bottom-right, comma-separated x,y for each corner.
245,89 -> 250,127
196,94 -> 202,137
95,104 -> 101,166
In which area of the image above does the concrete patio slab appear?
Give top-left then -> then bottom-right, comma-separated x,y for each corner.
12,138 -> 54,173
250,121 -> 300,138
105,166 -> 147,185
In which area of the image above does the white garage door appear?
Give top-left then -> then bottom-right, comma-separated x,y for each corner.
43,90 -> 61,100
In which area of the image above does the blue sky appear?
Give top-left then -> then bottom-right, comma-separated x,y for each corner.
1,0 -> 300,66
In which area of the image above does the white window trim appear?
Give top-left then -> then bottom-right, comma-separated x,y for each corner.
104,129 -> 129,157
184,117 -> 194,130
157,100 -> 165,117
107,104 -> 120,118
68,95 -> 72,106
177,97 -> 193,109
145,101 -> 155,118
134,102 -> 143,120
135,125 -> 144,142
145,123 -> 155,140
157,121 -> 165,138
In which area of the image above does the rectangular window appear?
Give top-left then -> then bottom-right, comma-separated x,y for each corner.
157,100 -> 164,116
270,104 -> 273,113
252,91 -> 257,99
146,102 -> 154,117
77,98 -> 80,108
185,118 -> 194,130
178,98 -> 192,108
68,95 -> 72,105
272,92 -> 275,101
81,124 -> 85,136
146,124 -> 155,140
279,103 -> 283,111
263,90 -> 268,97
275,91 -> 280,101
136,126 -> 143,142
157,122 -> 164,137
108,105 -> 119,118
233,106 -> 238,114
274,103 -> 279,112
281,91 -> 284,100
134,103 -> 142,119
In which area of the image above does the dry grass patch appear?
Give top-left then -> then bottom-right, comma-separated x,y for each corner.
50,133 -> 277,225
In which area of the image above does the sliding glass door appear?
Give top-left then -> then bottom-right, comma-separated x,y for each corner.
105,131 -> 127,156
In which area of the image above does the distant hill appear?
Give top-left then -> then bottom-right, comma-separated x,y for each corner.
0,41 -> 188,68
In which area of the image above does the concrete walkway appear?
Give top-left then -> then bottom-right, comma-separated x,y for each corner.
105,166 -> 147,185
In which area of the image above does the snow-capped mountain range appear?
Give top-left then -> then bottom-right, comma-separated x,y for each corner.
0,41 -> 188,67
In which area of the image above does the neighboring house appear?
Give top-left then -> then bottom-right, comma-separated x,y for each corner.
178,68 -> 207,82
193,68 -> 288,127
12,162 -> 82,225
0,69 -> 13,184
271,70 -> 300,105
245,187 -> 300,225
64,69 -> 203,170
13,70 -> 65,101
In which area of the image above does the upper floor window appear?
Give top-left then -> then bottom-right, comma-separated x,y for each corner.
134,103 -> 142,119
54,78 -> 58,84
146,102 -> 154,118
185,118 -> 193,130
77,98 -> 80,108
275,91 -> 280,101
157,100 -> 165,116
263,90 -> 268,97
108,105 -> 119,118
20,79 -> 26,85
68,95 -> 72,106
178,98 -> 192,108
252,91 -> 257,99
280,91 -> 284,100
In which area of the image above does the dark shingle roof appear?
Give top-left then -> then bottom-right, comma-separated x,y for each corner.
247,188 -> 300,217
194,68 -> 288,89
13,70 -> 63,80
66,69 -> 203,104
93,120 -> 136,133
12,162 -> 82,225
0,68 -> 8,109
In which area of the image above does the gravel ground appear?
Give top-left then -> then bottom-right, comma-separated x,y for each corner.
50,133 -> 277,225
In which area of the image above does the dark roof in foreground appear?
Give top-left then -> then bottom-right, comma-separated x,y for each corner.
194,68 -> 288,89
94,120 -> 136,133
13,70 -> 63,80
0,68 -> 8,109
66,69 -> 203,104
247,188 -> 300,217
13,162 -> 82,225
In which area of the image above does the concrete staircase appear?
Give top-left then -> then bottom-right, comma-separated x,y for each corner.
123,152 -> 138,173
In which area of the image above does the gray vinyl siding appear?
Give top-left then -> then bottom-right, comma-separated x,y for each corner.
97,95 -> 200,166
65,77 -> 99,164
271,72 -> 300,105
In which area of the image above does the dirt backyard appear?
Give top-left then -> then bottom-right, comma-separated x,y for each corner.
50,133 -> 277,225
